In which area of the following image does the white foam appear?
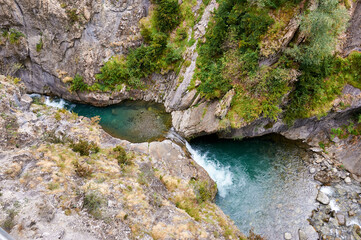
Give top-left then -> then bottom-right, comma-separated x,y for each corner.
186,142 -> 234,198
329,199 -> 340,212
347,218 -> 361,228
44,97 -> 67,109
320,186 -> 333,196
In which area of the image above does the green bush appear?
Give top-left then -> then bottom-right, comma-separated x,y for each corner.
1,209 -> 16,232
70,74 -> 88,92
195,1 -> 273,99
284,0 -> 349,122
153,0 -> 181,33
2,28 -> 25,44
36,38 -> 43,52
113,146 -> 130,166
83,192 -> 104,219
70,140 -> 100,156
89,0 -> 188,91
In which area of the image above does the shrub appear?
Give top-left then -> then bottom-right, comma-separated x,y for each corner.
36,38 -> 43,52
70,140 -> 100,156
113,146 -> 130,166
195,1 -> 273,99
70,74 -> 88,92
73,160 -> 93,177
2,28 -> 25,44
284,1 -> 349,122
92,0 -> 186,91
153,0 -> 181,33
66,9 -> 79,24
83,192 -> 104,219
1,209 -> 16,232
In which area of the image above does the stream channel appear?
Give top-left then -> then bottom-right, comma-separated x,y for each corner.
41,97 -> 319,239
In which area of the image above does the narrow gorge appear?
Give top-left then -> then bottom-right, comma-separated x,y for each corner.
1,0 -> 361,239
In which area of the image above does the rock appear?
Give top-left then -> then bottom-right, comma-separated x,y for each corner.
310,167 -> 316,174
336,213 -> 345,226
20,94 -> 33,110
298,229 -> 307,240
317,191 -> 330,205
298,226 -> 318,240
348,210 -> 355,216
345,177 -> 352,184
215,89 -> 235,119
314,171 -> 331,184
172,101 -> 220,138
284,232 -> 292,240
310,147 -> 323,153
62,76 -> 73,83
352,224 -> 361,240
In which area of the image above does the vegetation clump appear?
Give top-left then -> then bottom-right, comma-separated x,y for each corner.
82,191 -> 104,219
73,160 -> 93,177
70,140 -> 100,156
69,74 -> 88,92
1,28 -> 25,44
1,209 -> 17,232
113,145 -> 131,166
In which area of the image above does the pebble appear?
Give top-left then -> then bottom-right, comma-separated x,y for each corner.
348,210 -> 355,216
298,229 -> 307,240
310,167 -> 316,174
317,191 -> 330,205
345,177 -> 351,184
336,213 -> 345,226
284,232 -> 292,240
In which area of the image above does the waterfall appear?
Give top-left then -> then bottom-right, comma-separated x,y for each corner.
185,142 -> 234,198
30,94 -> 75,110
166,128 -> 234,198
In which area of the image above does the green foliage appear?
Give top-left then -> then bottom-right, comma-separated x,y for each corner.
153,0 -> 181,33
66,9 -> 79,24
113,146 -> 131,166
254,0 -> 302,9
2,28 -> 25,44
287,0 -> 348,67
228,66 -> 292,124
36,37 -> 43,52
192,180 -> 212,203
70,140 -> 100,156
195,0 -> 274,99
83,192 -> 104,219
70,74 -> 88,92
1,209 -> 17,232
285,0 -> 349,122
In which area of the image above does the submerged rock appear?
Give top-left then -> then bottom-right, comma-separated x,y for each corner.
284,232 -> 292,239
317,191 -> 330,205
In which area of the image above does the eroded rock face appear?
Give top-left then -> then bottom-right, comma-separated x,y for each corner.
0,0 -> 147,98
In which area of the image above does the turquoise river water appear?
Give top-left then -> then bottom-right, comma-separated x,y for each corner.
42,97 -> 318,239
